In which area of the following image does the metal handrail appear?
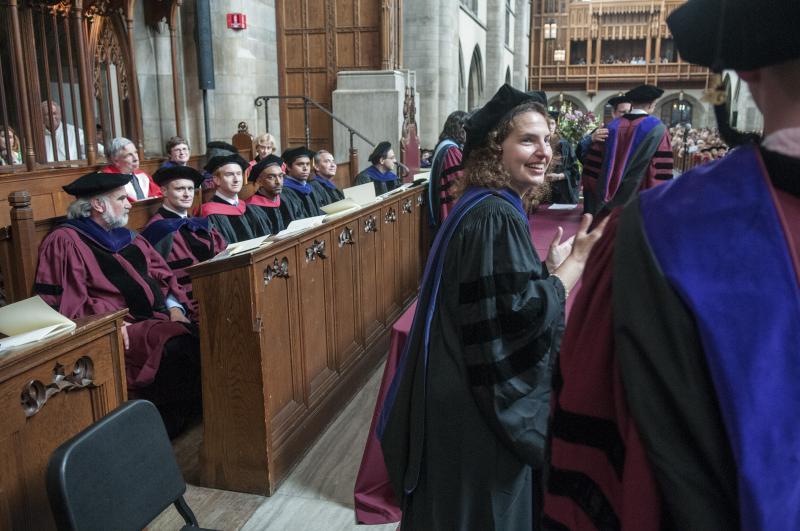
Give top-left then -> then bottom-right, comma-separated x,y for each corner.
254,95 -> 375,148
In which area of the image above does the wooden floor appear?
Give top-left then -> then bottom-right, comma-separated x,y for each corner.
150,364 -> 398,531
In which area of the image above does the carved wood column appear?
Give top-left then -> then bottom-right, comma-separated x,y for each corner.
73,0 -> 98,165
8,192 -> 36,301
8,0 -> 35,170
124,3 -> 145,160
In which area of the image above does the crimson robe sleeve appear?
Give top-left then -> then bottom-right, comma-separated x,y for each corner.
34,229 -> 120,319
439,146 -> 463,220
646,130 -> 674,184
132,235 -> 194,318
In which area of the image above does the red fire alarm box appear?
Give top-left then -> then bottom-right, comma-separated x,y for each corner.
227,13 -> 247,30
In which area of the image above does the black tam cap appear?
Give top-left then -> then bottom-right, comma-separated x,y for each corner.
206,141 -> 238,159
608,95 -> 631,108
668,0 -> 800,71
152,165 -> 205,187
249,154 -> 284,183
204,153 -> 248,175
63,171 -> 132,197
368,142 -> 392,165
625,84 -> 664,104
463,84 -> 547,161
548,110 -> 560,120
282,146 -> 315,166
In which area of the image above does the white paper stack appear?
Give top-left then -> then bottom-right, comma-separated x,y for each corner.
0,296 -> 76,353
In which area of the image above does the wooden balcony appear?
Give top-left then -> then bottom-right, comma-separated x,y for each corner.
531,62 -> 710,92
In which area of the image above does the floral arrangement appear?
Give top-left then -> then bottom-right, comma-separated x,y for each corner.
554,104 -> 601,147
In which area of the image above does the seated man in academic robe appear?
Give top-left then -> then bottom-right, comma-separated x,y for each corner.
141,165 -> 227,310
102,137 -> 162,201
581,84 -> 674,219
199,152 -> 272,243
310,149 -> 344,206
245,154 -> 291,235
280,146 -> 324,219
355,141 -> 401,195
34,172 -> 200,437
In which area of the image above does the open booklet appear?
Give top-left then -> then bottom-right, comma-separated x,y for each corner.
0,296 -> 76,353
269,215 -> 327,240
321,198 -> 362,221
209,235 -> 273,261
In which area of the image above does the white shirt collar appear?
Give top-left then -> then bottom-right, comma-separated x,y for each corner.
761,127 -> 800,158
214,191 -> 239,205
161,202 -> 188,218
629,108 -> 649,115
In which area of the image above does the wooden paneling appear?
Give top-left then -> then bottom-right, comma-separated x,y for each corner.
0,310 -> 127,531
357,211 -> 383,345
189,186 -> 426,496
275,0 -> 395,152
330,220 -> 363,372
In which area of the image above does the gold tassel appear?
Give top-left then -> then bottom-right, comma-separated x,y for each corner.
703,73 -> 728,106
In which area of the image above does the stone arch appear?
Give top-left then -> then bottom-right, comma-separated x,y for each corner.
467,45 -> 484,110
547,95 -> 587,113
656,92 -> 706,127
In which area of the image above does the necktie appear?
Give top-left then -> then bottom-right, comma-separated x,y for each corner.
130,174 -> 145,199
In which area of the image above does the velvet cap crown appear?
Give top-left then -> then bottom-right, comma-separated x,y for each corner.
463,84 -> 547,161
368,142 -> 392,164
624,84 -> 664,104
63,172 -> 132,197
281,146 -> 315,166
249,154 -> 284,183
667,0 -> 800,71
608,95 -> 631,108
204,153 -> 248,174
152,165 -> 205,187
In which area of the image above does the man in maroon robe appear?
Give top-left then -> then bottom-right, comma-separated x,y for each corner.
34,171 -> 200,436
141,165 -> 227,311
581,84 -> 673,219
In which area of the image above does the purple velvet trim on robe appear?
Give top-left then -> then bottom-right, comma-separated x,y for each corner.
600,115 -> 661,201
639,145 -> 800,530
60,217 -> 135,252
283,176 -> 313,195
366,165 -> 399,183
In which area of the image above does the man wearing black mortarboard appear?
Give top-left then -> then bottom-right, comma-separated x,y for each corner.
580,83 -> 674,219
33,171 -> 201,438
545,1 -> 800,529
355,141 -> 401,195
575,94 -> 631,165
280,146 -> 325,219
199,151 -> 272,243
245,154 -> 293,234
141,165 -> 228,309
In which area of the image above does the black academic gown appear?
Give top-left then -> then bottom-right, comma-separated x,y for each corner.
281,181 -> 324,219
382,193 -> 566,531
355,167 -> 401,195
203,196 -> 272,243
310,176 -> 345,206
245,193 -> 291,235
550,138 -> 581,204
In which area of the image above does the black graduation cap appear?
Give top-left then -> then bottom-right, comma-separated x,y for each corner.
548,110 -> 560,120
62,171 -> 132,197
205,141 -> 239,160
281,146 -> 315,166
463,84 -> 547,161
204,153 -> 248,175
368,142 -> 392,165
248,154 -> 284,183
152,165 -> 205,187
608,95 -> 631,108
624,84 -> 664,104
667,0 -> 800,71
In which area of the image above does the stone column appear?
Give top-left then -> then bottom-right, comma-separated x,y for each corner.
436,0 -> 459,140
513,0 -> 530,89
403,0 -> 439,148
485,0 -> 506,93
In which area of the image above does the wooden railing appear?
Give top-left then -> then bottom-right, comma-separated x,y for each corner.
533,62 -> 710,88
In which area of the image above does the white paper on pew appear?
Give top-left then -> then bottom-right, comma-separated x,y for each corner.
343,182 -> 378,206
321,198 -> 361,215
547,203 -> 580,210
227,235 -> 272,256
0,296 -> 76,353
413,172 -> 430,182
272,215 -> 326,240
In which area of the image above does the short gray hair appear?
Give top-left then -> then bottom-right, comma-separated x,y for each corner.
108,137 -> 134,159
313,149 -> 332,166
66,195 -> 109,219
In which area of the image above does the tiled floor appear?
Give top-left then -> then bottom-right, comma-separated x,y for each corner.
150,365 -> 398,531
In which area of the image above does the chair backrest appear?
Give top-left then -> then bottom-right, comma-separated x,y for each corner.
46,400 -> 196,531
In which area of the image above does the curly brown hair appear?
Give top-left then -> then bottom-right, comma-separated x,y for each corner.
455,101 -> 552,210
